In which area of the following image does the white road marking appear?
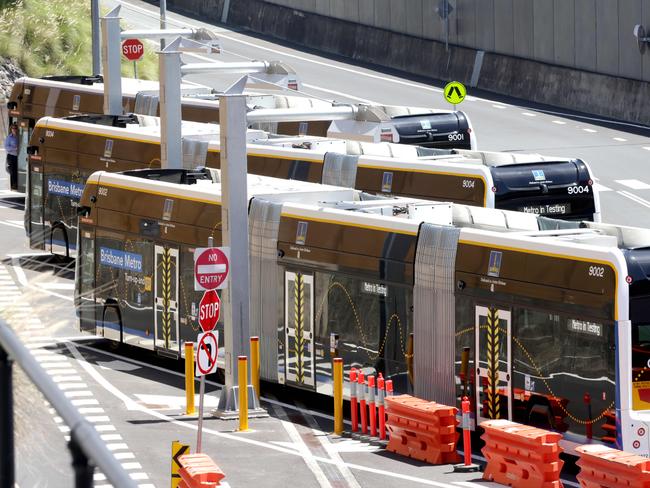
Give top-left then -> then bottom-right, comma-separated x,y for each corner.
644,147 -> 650,151
85,415 -> 112,423
58,425 -> 70,433
64,390 -> 93,398
618,190 -> 650,209
129,473 -> 149,480
51,375 -> 83,383
583,128 -> 597,133
106,443 -> 129,451
0,220 -> 23,229
97,359 -> 142,371
492,104 -> 506,109
71,398 -> 99,406
114,452 -> 136,460
95,424 -> 117,432
302,83 -> 378,104
45,368 -> 78,375
93,473 -> 106,481
79,407 -> 105,414
521,112 -> 536,117
121,462 -> 143,470
552,120 -> 566,125
616,179 -> 650,190
101,434 -> 123,441
34,355 -> 69,362
613,137 -> 627,142
58,382 -> 89,390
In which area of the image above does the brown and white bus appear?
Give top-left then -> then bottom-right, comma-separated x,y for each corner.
74,167 -> 648,456
27,114 -> 600,256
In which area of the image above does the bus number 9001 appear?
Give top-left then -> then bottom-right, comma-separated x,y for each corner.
448,133 -> 465,142
588,265 -> 605,278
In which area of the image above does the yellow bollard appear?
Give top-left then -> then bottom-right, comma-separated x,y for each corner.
238,356 -> 248,431
333,357 -> 343,435
185,342 -> 195,415
250,336 -> 260,401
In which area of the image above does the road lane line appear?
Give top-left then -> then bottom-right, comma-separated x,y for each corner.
616,179 -> 650,190
618,190 -> 650,209
268,398 -> 332,488
302,83 -> 378,104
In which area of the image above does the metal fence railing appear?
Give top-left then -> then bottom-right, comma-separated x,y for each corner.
0,318 -> 137,488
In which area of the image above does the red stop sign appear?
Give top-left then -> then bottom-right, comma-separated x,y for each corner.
198,290 -> 220,332
121,38 -> 144,61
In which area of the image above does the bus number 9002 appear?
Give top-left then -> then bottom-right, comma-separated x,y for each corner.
588,265 -> 605,278
97,187 -> 108,197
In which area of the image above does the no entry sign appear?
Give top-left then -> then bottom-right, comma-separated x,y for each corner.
195,331 -> 218,376
198,290 -> 220,332
121,38 -> 144,62
194,247 -> 230,291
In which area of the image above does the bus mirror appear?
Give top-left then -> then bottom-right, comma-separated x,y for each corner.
26,146 -> 37,155
77,206 -> 91,217
6,101 -> 16,110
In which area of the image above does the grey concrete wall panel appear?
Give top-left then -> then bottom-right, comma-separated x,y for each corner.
358,0 -> 375,25
644,0 -> 650,81
390,0 -> 408,33
475,0 -> 495,51
532,0 -> 554,62
494,0 -> 514,54
553,0 -> 575,67
595,0 -> 619,76
405,0 -> 424,38
313,0 -> 330,17
574,0 -> 597,71
422,0 -> 444,41
374,0 -> 392,29
619,0 -> 642,80
343,0 -> 360,23
512,0 -> 534,58
454,0 -> 477,48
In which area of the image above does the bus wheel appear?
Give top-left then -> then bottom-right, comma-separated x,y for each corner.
102,304 -> 123,347
50,224 -> 69,259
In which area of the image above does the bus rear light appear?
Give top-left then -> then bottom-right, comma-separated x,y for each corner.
491,186 -> 497,192
639,427 -> 646,436
588,179 -> 593,186
634,440 -> 641,449
627,276 -> 633,284
288,81 -> 298,90
380,131 -> 393,143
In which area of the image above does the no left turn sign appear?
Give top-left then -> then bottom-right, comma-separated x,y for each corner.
195,331 -> 219,377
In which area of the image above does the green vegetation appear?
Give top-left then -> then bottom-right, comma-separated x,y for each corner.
0,0 -> 158,79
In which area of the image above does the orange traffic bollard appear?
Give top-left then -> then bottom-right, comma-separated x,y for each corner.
377,373 -> 386,441
358,371 -> 367,435
349,368 -> 358,433
368,375 -> 377,437
453,396 -> 480,472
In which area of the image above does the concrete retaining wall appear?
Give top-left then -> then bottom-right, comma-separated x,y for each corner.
167,0 -> 650,125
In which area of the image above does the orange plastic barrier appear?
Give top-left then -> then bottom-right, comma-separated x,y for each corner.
576,444 -> 650,488
481,419 -> 563,488
385,394 -> 459,464
178,453 -> 226,488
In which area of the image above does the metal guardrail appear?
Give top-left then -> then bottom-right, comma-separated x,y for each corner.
0,318 -> 137,488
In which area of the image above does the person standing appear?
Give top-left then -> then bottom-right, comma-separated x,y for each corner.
4,124 -> 18,190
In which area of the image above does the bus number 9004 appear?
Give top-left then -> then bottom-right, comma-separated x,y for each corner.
462,179 -> 475,188
568,185 -> 590,194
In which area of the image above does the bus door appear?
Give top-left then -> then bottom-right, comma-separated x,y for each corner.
27,165 -> 44,249
475,305 -> 512,423
154,245 -> 180,355
283,271 -> 315,388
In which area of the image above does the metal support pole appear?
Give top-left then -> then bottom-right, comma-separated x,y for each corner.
101,8 -> 124,115
160,0 -> 167,50
91,0 -> 101,75
0,347 -> 14,488
196,374 -> 205,452
219,94 -> 251,391
69,433 -> 95,488
158,48 -> 183,169
444,0 -> 449,52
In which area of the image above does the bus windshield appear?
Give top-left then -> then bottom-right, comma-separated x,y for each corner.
632,323 -> 650,410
